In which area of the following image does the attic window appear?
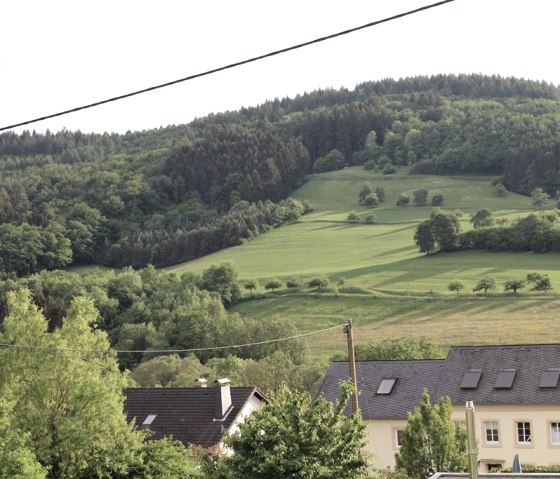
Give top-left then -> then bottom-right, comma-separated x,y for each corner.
377,378 -> 397,395
460,369 -> 482,389
142,414 -> 157,426
495,369 -> 516,389
539,369 -> 560,388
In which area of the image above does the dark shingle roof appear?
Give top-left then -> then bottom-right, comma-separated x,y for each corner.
124,387 -> 266,448
317,360 -> 444,419
434,344 -> 560,405
317,344 -> 560,419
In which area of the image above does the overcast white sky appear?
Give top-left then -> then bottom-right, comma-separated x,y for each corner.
2,0 -> 559,134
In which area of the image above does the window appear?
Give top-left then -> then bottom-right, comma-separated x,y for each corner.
484,421 -> 499,443
495,369 -> 516,389
540,369 -> 560,388
395,428 -> 404,448
460,369 -> 482,389
142,414 -> 157,425
551,422 -> 560,445
517,421 -> 531,444
377,378 -> 397,395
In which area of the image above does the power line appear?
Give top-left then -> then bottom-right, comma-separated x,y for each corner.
0,323 -> 342,355
0,0 -> 456,132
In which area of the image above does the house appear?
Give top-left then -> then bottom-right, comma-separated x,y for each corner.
317,344 -> 560,472
124,378 -> 267,451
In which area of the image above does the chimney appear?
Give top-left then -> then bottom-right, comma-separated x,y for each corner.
196,378 -> 208,388
214,378 -> 232,420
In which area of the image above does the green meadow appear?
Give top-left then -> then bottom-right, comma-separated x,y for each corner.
166,167 -> 560,359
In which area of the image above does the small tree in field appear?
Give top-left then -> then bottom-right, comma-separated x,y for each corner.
396,194 -> 410,207
308,277 -> 330,291
412,188 -> 429,206
531,187 -> 549,208
364,214 -> 376,224
431,194 -> 444,206
473,276 -> 496,294
504,279 -> 525,294
286,278 -> 302,291
470,208 -> 493,228
375,187 -> 386,202
347,211 -> 360,223
264,278 -> 282,292
395,390 -> 467,477
494,183 -> 507,197
358,183 -> 373,205
447,281 -> 464,294
244,279 -> 257,295
364,193 -> 379,208
527,272 -> 552,293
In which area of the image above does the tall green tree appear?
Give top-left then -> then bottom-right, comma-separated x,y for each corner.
223,383 -> 369,479
395,390 -> 467,477
0,290 -> 143,479
0,392 -> 47,479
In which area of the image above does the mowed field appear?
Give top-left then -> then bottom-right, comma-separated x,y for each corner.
166,167 -> 560,360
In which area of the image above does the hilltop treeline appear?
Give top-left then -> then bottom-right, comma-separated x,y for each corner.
2,74 -> 560,274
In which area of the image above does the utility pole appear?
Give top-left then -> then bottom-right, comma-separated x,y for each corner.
465,401 -> 478,479
343,318 -> 359,415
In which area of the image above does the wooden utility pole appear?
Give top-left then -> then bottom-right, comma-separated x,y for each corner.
343,318 -> 359,414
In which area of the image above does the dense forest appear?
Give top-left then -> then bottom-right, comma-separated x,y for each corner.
2,74 -> 560,276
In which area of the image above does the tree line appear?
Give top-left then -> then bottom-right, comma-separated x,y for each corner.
415,208 -> 560,255
4,75 -> 560,275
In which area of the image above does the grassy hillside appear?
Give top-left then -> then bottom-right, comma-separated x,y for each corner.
166,167 -> 560,360
167,167 -> 558,292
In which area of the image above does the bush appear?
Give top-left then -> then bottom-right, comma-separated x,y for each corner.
364,214 -> 376,224
382,164 -> 397,175
396,194 -> 410,207
363,160 -> 376,170
347,211 -> 360,223
431,194 -> 444,206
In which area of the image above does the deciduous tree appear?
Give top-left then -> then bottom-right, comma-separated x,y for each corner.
395,390 -> 467,477
224,383 -> 369,479
504,279 -> 525,294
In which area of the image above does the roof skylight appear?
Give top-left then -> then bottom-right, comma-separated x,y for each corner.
142,414 -> 157,425
460,369 -> 482,389
494,369 -> 516,389
376,378 -> 397,395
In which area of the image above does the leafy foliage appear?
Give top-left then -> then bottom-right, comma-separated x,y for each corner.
223,383 -> 370,479
395,390 -> 467,477
355,336 -> 444,361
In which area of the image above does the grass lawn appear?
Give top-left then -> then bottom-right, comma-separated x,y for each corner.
232,293 -> 560,362
159,167 -> 560,361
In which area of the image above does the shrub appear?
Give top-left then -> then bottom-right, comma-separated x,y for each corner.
382,164 -> 397,175
363,160 -> 376,170
396,194 -> 410,207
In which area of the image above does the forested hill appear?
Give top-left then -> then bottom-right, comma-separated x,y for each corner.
2,74 -> 560,274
